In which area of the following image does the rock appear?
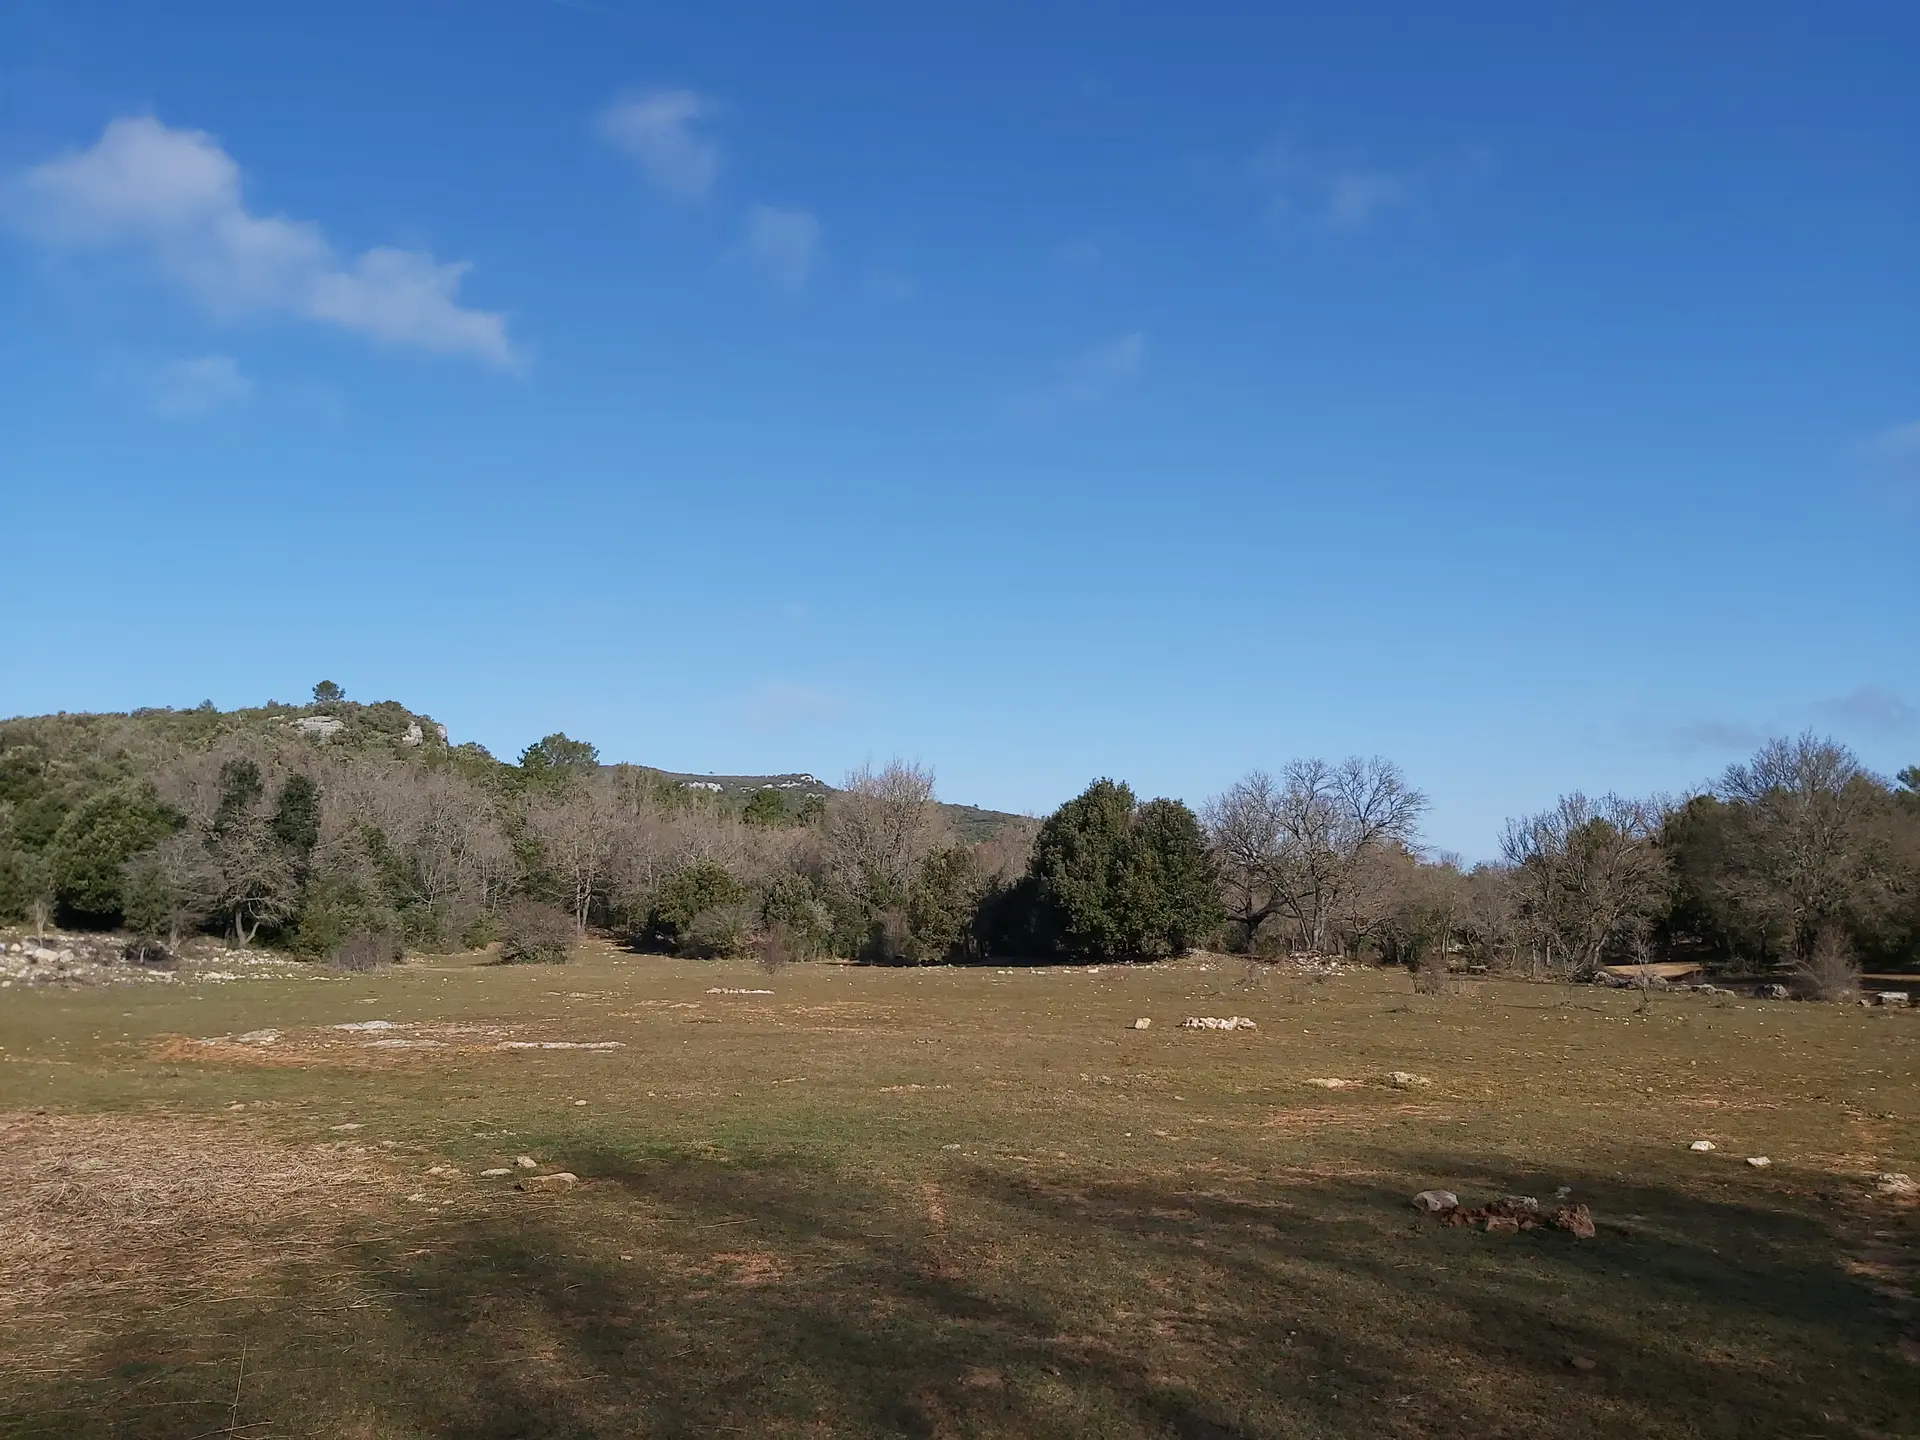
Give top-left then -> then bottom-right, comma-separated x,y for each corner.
233,1029 -> 281,1045
1179,1016 -> 1256,1030
1689,1140 -> 1716,1152
1498,1195 -> 1541,1215
1131,1018 -> 1152,1030
514,1155 -> 538,1169
333,1020 -> 407,1032
573,1099 -> 588,1107
481,1167 -> 511,1177
1483,1215 -> 1520,1233
1554,1185 -> 1573,1199
292,715 -> 346,740
1306,1077 -> 1355,1089
1746,1156 -> 1772,1169
523,1171 -> 578,1190
1550,1204 -> 1597,1239
1412,1189 -> 1459,1213
1387,1071 -> 1432,1088
1874,1173 -> 1917,1198
1568,1355 -> 1596,1373
400,721 -> 425,746
1875,992 -> 1911,1007
330,1123 -> 363,1132
1760,983 -> 1791,1000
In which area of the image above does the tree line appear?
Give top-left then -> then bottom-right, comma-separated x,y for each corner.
1,689 -> 1915,990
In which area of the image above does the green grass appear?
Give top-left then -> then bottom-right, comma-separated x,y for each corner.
1,948 -> 1915,1438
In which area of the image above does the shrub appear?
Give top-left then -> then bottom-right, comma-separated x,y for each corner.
328,930 -> 402,972
683,902 -> 759,959
760,872 -> 832,959
497,901 -> 575,964
647,862 -> 747,952
120,938 -> 174,967
1794,927 -> 1858,1002
1027,780 -> 1222,962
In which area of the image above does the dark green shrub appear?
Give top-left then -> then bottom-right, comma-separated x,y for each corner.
760,872 -> 832,959
49,787 -> 177,926
742,788 -> 789,828
683,902 -> 758,959
1026,780 -> 1221,962
647,862 -> 747,952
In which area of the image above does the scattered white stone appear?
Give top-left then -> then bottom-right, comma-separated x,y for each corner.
365,1038 -> 444,1049
1690,1140 -> 1716,1152
525,1171 -> 578,1190
1875,1173 -> 1917,1197
481,1167 -> 511,1177
1555,1185 -> 1574,1199
706,988 -> 774,996
233,1029 -> 281,1045
515,1155 -> 538,1169
1386,1071 -> 1432,1088
405,1191 -> 431,1203
330,1123 -> 363,1132
1747,1156 -> 1772,1168
333,1020 -> 410,1032
1306,1078 -> 1356,1089
1179,1016 -> 1256,1031
1412,1189 -> 1459,1213
497,1041 -> 626,1050
425,1165 -> 456,1176
1131,1018 -> 1152,1030
1875,992 -> 1911,1008
941,1143 -> 961,1151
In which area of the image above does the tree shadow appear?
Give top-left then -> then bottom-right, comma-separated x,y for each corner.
6,1147 -> 1913,1438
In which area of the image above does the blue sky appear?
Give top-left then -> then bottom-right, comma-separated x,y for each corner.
1,1 -> 1914,856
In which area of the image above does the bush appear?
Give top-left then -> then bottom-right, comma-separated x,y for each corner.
647,862 -> 747,952
1026,780 -> 1222,962
683,902 -> 758,959
497,901 -> 575,964
760,872 -> 832,959
1794,927 -> 1858,1002
328,930 -> 402,972
120,938 -> 174,967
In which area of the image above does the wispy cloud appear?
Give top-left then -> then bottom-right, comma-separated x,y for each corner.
742,680 -> 843,731
1251,138 -> 1415,232
150,354 -> 250,418
1816,685 -> 1919,735
597,88 -> 720,202
6,117 -> 516,367
1012,332 -> 1147,415
1667,719 -> 1765,754
737,204 -> 822,292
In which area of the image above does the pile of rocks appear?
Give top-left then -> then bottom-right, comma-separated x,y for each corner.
1179,1015 -> 1257,1031
1413,1189 -> 1596,1238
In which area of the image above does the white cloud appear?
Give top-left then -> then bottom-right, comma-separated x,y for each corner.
1006,332 -> 1147,416
1324,172 -> 1407,230
1866,419 -> 1920,463
7,117 -> 516,367
1252,138 -> 1411,231
598,89 -> 720,202
151,354 -> 251,418
738,204 -> 822,292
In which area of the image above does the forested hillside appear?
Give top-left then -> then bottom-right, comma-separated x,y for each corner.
1,687 -> 1915,985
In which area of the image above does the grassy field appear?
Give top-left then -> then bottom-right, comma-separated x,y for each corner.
1,946 -> 1916,1439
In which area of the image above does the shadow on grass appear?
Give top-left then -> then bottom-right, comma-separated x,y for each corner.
5,1148 -> 1912,1439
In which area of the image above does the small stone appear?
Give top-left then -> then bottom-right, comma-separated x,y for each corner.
1307,1077 -> 1355,1089
1746,1156 -> 1772,1169
330,1123 -> 364,1132
481,1167 -> 511,1177
1874,1173 -> 1917,1197
1131,1017 -> 1152,1030
1412,1189 -> 1459,1213
1555,1185 -> 1573,1199
941,1143 -> 961,1151
515,1155 -> 538,1169
1483,1215 -> 1520,1233
1689,1140 -> 1716,1152
1568,1355 -> 1596,1372
1875,992 -> 1910,1008
1551,1204 -> 1597,1239
574,1099 -> 589,1106
1760,983 -> 1791,1000
1387,1071 -> 1432,1089
524,1171 -> 578,1190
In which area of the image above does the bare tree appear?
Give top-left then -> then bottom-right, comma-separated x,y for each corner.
1500,792 -> 1671,981
1716,733 -> 1892,963
822,760 -> 946,913
1205,757 -> 1426,955
523,775 -> 627,933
